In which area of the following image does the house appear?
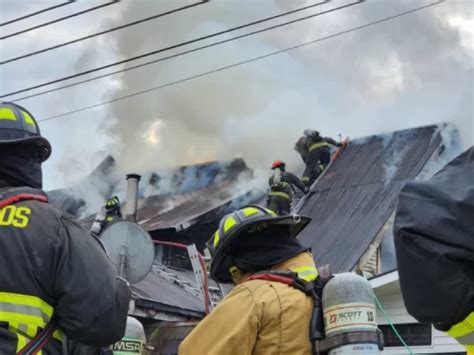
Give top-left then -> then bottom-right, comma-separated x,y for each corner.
370,271 -> 467,354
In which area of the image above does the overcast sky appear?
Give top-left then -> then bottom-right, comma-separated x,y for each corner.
1,0 -> 473,190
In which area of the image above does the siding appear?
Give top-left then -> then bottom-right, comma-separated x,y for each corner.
374,281 -> 466,354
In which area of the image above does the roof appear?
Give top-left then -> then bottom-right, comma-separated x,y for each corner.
48,157 -> 263,232
296,124 -> 461,273
131,268 -> 205,319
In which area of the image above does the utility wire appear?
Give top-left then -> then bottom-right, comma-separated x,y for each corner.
0,0 -> 119,40
0,1 -> 75,27
1,0 -> 210,65
36,0 -> 445,123
4,0 -> 356,100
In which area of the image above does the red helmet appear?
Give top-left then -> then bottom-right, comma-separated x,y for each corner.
271,160 -> 285,169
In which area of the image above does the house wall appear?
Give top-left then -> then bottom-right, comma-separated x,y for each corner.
374,284 -> 466,354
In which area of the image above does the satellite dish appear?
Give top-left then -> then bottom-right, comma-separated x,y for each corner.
100,221 -> 154,284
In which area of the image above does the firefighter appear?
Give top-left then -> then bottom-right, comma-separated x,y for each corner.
91,195 -> 123,236
0,102 -> 130,354
179,205 -> 318,355
394,147 -> 474,353
301,129 -> 343,187
267,160 -> 307,215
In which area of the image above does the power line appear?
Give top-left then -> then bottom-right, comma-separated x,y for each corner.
0,1 -> 75,27
1,0 -> 209,65
4,0 -> 358,100
37,0 -> 445,123
0,0 -> 120,40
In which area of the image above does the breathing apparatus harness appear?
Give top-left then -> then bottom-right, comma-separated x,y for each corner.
245,266 -> 383,354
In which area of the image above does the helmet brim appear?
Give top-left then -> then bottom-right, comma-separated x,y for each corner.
0,136 -> 52,162
208,214 -> 311,283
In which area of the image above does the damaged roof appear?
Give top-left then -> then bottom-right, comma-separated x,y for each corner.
296,124 -> 462,273
48,157 -> 263,233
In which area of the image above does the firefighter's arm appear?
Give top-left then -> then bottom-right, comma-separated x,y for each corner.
288,172 -> 306,193
323,137 -> 340,146
51,216 -> 130,346
179,285 -> 259,355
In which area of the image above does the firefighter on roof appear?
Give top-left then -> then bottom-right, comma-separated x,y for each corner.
0,102 -> 130,354
300,129 -> 343,188
179,205 -> 318,355
267,160 -> 307,215
90,195 -> 123,235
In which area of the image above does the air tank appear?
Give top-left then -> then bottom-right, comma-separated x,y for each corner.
112,316 -> 146,355
322,273 -> 383,354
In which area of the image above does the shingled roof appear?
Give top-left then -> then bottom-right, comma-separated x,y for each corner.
296,123 -> 463,273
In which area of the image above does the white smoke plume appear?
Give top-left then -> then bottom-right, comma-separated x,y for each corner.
92,0 -> 472,180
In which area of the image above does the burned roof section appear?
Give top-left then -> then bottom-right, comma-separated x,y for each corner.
296,124 -> 461,273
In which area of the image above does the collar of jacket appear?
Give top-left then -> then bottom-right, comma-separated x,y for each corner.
235,252 -> 316,285
0,186 -> 48,208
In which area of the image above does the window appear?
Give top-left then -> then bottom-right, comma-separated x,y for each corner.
379,323 -> 432,347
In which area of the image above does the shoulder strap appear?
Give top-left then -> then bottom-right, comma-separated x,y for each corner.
17,319 -> 57,355
0,187 -> 48,208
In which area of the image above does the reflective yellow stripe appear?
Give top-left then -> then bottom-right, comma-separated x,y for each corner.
223,216 -> 238,233
448,313 -> 474,338
263,208 -> 277,216
269,191 -> 290,199
302,177 -> 310,182
292,266 -> 319,282
0,107 -> 17,121
243,207 -> 260,217
213,230 -> 220,248
0,292 -> 56,351
21,110 -> 35,126
308,141 -> 329,152
16,333 -> 28,353
447,312 -> 474,352
0,292 -> 54,317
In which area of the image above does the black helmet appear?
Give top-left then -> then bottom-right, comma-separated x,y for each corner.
0,101 -> 52,162
105,196 -> 121,213
206,205 -> 311,283
303,129 -> 320,138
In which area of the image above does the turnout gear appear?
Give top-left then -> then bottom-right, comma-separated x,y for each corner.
267,162 -> 306,215
91,196 -> 123,235
0,104 -> 130,354
394,147 -> 474,353
301,130 -> 341,187
0,102 -> 51,162
206,205 -> 311,283
0,187 -> 130,354
179,252 -> 318,355
295,136 -> 309,163
105,196 -> 120,213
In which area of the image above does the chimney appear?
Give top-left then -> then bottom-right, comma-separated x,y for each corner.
125,174 -> 141,222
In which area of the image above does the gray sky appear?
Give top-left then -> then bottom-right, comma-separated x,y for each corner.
1,0 -> 473,190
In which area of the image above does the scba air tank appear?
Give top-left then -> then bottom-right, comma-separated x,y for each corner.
321,273 -> 383,354
112,317 -> 146,355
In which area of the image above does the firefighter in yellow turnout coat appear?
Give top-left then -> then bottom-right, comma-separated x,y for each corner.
179,205 -> 317,355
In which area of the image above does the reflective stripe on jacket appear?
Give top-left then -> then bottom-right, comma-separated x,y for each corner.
308,141 -> 329,152
269,191 -> 290,199
179,252 -> 316,355
0,187 -> 130,354
447,312 -> 474,352
0,292 -> 62,353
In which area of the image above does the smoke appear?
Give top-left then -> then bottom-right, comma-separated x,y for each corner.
88,0 -> 471,180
